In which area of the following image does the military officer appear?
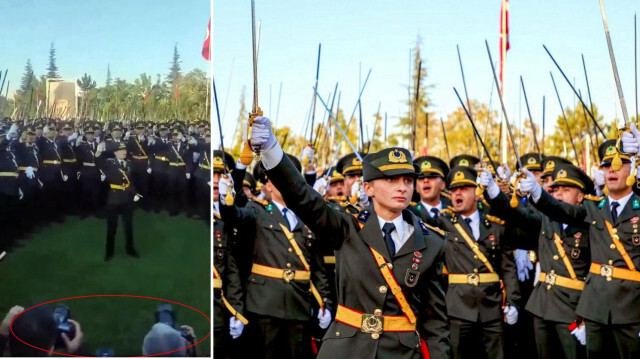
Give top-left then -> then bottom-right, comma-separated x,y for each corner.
166,128 -> 191,216
0,126 -> 21,251
541,156 -> 573,194
14,126 -> 42,225
244,116 -> 450,359
97,141 -> 141,261
335,152 -> 365,203
148,124 -> 171,212
480,164 -> 593,359
127,122 -> 151,211
38,123 -> 66,223
411,155 -> 452,220
519,135 -> 640,359
194,129 -> 211,221
75,125 -> 102,217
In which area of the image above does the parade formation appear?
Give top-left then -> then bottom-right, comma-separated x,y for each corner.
212,1 -> 640,358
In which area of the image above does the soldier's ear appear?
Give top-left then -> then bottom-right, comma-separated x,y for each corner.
577,192 -> 585,204
438,179 -> 446,191
363,181 -> 374,197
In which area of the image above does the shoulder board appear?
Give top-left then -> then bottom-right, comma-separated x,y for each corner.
251,198 -> 269,207
481,199 -> 491,208
440,207 -> 455,216
410,201 -> 418,207
420,220 -> 445,237
441,191 -> 451,200
340,202 -> 361,214
328,196 -> 348,202
584,194 -> 604,202
485,214 -> 505,225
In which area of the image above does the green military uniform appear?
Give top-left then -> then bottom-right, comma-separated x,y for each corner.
421,166 -> 519,359
262,146 -> 449,359
220,154 -> 332,358
487,164 -> 592,359
531,140 -> 640,358
412,155 -> 452,219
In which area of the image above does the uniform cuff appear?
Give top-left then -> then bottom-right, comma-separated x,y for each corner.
260,142 -> 284,170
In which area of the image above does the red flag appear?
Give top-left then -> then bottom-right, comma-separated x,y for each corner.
499,0 -> 510,92
202,18 -> 211,61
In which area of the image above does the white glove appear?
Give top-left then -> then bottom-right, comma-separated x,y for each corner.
19,188 -> 24,200
497,163 -> 511,181
627,123 -> 640,155
188,137 -> 197,145
147,167 -> 152,174
133,194 -> 141,202
478,169 -> 500,199
358,182 -> 368,206
229,317 -> 245,339
138,134 -> 146,142
302,145 -> 314,163
75,138 -> 83,147
317,309 -> 332,330
7,123 -> 19,139
591,165 -> 605,187
534,262 -> 541,284
67,132 -> 78,142
519,168 -> 541,202
62,174 -> 68,182
97,142 -> 106,153
76,172 -> 81,180
186,173 -> 191,179
515,249 -> 533,281
313,176 -> 328,194
218,177 -> 232,198
100,174 -> 106,182
235,159 -> 247,171
124,131 -> 131,140
43,125 -> 50,135
192,152 -> 200,162
147,137 -> 156,146
571,324 -> 586,346
25,166 -> 35,179
503,306 -> 518,325
249,116 -> 277,150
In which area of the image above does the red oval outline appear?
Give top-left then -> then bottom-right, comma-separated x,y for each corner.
9,294 -> 211,357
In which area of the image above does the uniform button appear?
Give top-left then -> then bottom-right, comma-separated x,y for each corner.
609,260 -> 614,265
612,228 -> 618,234
269,224 -> 273,228
553,255 -> 559,260
286,263 -> 292,268
550,270 -> 555,274
374,309 -> 382,315
473,255 -> 478,259
455,237 -> 459,241
610,244 -> 616,249
335,332 -> 340,337
387,263 -> 393,270
308,235 -> 312,238
379,286 -> 388,294
473,268 -> 479,273
218,244 -> 223,247
541,231 -> 545,235
288,248 -> 293,253
592,221 -> 597,225
371,333 -> 380,340
546,285 -> 552,291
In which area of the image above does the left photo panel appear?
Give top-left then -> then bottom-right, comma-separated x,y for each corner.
0,0 -> 212,356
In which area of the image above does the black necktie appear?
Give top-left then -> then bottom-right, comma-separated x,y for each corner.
382,222 -> 396,257
611,201 -> 620,223
430,208 -> 440,218
464,217 -> 475,241
282,208 -> 292,230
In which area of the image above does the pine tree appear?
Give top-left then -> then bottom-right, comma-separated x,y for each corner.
20,59 -> 36,93
106,64 -> 112,86
165,44 -> 182,85
46,43 -> 60,78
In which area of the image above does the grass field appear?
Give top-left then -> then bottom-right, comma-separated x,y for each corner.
0,211 -> 211,357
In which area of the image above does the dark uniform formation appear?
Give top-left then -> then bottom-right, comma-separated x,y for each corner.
0,117 -> 210,258
213,114 -> 640,359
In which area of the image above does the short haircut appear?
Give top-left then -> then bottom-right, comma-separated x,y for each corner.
9,306 -> 57,357
142,323 -> 186,357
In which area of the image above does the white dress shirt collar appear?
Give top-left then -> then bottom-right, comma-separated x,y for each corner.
461,210 -> 481,241
609,191 -> 633,216
272,200 -> 298,229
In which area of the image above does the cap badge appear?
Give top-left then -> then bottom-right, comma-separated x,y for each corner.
460,159 -> 469,166
454,171 -> 465,181
527,157 -> 536,165
389,149 -> 407,163
557,169 -> 568,179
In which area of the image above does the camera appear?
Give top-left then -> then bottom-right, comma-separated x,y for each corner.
53,305 -> 75,347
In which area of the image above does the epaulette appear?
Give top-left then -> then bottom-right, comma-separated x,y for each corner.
339,201 -> 361,214
441,191 -> 451,200
328,196 -> 348,202
420,220 -> 445,237
410,201 -> 418,207
351,209 -> 370,229
584,194 -> 604,202
251,198 -> 269,207
441,206 -> 456,216
485,214 -> 505,225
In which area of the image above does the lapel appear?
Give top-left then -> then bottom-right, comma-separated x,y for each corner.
360,205 -> 393,262
616,193 -> 638,225
457,214 -> 475,241
269,201 -> 291,231
599,197 -> 613,224
394,210 -> 427,258
478,213 -> 490,241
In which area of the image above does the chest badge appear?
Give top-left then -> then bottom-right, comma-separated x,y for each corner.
573,232 -> 582,240
266,204 -> 273,212
633,199 -> 640,210
632,217 -> 639,224
633,235 -> 640,246
404,269 -> 420,287
570,248 -> 581,259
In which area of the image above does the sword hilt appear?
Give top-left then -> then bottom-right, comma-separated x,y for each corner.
239,108 -> 264,165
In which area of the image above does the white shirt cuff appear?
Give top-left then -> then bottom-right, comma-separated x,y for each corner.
235,159 -> 247,171
260,142 -> 284,170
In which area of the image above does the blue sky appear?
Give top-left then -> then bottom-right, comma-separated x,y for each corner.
214,0 -> 640,149
0,0 -> 210,91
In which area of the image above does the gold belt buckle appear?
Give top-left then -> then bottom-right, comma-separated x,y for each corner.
545,273 -> 557,286
600,265 -> 613,281
467,273 -> 479,286
361,312 -> 384,339
282,269 -> 295,283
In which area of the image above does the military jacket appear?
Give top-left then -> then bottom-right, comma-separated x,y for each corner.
37,138 -> 63,183
126,136 -> 150,174
488,191 -> 590,323
76,141 -> 100,179
0,146 -> 19,196
220,196 -> 332,322
213,212 -> 244,329
533,190 -> 640,324
264,155 -> 450,359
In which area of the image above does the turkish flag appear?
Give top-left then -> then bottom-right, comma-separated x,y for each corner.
202,18 -> 211,61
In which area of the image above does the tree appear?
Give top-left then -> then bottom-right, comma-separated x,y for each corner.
46,43 -> 60,78
20,59 -> 36,93
106,64 -> 112,86
77,74 -> 97,118
165,44 -> 183,86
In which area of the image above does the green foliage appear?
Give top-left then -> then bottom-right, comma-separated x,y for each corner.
166,44 -> 183,86
19,59 -> 36,93
46,42 -> 60,79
